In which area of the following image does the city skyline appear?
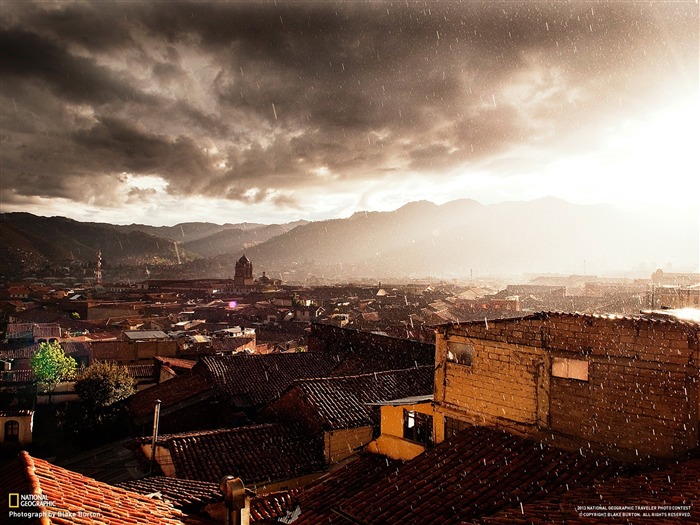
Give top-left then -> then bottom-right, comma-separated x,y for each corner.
1,1 -> 698,226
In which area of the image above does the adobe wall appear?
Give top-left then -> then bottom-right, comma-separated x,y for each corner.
434,314 -> 699,458
434,322 -> 549,436
324,427 -> 374,464
90,340 -> 178,363
543,315 -> 698,457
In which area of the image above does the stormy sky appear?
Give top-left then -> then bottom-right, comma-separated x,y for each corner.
1,1 -> 697,226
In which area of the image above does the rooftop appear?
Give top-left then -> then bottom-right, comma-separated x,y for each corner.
129,372 -> 214,421
0,451 -> 194,525
117,477 -> 221,512
314,425 -> 629,524
281,367 -> 434,430
440,310 -> 700,330
152,423 -> 325,487
472,456 -> 700,524
197,353 -> 338,408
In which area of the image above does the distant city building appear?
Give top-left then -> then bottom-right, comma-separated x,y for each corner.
234,255 -> 254,287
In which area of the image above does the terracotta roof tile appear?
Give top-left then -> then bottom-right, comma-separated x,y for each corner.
129,372 -> 214,420
126,364 -> 157,379
249,489 -> 300,522
0,369 -> 34,382
0,452 -> 195,525
281,366 -> 434,430
117,477 -> 221,511
0,409 -> 33,417
444,310 -> 700,330
335,425 -> 628,524
471,456 -> 700,525
209,337 -> 256,353
154,356 -> 197,370
197,353 -> 338,408
294,454 -> 403,525
154,423 -> 325,487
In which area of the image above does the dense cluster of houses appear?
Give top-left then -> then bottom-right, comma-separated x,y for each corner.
1,264 -> 699,524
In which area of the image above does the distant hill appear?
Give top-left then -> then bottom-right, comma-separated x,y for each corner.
116,221 -> 265,243
240,198 -> 698,278
1,200 -> 696,280
0,213 -> 308,277
182,223 -> 299,257
0,213 -> 194,275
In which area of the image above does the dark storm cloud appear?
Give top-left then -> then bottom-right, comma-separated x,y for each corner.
0,27 -> 152,105
1,1 -> 697,209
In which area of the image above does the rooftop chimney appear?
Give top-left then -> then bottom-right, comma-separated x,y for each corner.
220,476 -> 250,525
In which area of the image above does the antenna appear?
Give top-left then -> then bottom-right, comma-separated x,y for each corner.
95,250 -> 103,286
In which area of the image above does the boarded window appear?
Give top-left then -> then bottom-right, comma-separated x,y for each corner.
403,410 -> 433,446
446,342 -> 474,366
552,357 -> 589,381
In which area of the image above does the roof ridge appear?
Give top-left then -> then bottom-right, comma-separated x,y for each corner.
445,310 -> 700,328
19,451 -> 39,493
154,422 -> 280,443
295,365 -> 432,384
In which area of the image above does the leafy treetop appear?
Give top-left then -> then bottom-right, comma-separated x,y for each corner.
74,361 -> 135,410
30,341 -> 77,393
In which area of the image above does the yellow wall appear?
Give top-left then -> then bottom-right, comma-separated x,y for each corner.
366,402 -> 434,461
434,330 -> 547,443
324,427 -> 374,464
0,414 -> 33,444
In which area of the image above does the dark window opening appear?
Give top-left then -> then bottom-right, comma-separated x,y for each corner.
4,420 -> 19,442
403,410 -> 433,446
447,342 -> 474,365
444,416 -> 471,440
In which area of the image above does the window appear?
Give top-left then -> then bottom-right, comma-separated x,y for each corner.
444,416 -> 471,439
552,357 -> 589,381
403,410 -> 433,446
4,420 -> 19,442
446,342 -> 474,365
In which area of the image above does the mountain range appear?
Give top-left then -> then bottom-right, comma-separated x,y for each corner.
1,198 -> 697,280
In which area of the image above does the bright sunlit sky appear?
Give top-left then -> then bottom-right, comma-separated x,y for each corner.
1,1 -> 698,226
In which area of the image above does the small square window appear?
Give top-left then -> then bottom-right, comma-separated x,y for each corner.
447,343 -> 474,365
552,357 -> 589,381
403,410 -> 433,446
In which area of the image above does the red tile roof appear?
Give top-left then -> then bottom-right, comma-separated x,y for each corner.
444,310 -> 700,330
154,423 -> 325,487
120,475 -> 301,523
276,366 -> 434,430
154,356 -> 197,370
209,337 -> 256,353
0,451 -> 195,525
197,353 -> 339,407
250,489 -> 300,522
334,425 -> 628,524
294,454 -> 403,525
0,369 -> 34,383
0,409 -> 33,417
126,364 -> 157,380
117,476 -> 221,511
129,372 -> 214,421
471,456 -> 700,525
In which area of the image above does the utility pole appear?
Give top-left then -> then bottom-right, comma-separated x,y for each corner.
150,399 -> 161,475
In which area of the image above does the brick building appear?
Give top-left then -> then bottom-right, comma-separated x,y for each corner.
433,311 -> 699,459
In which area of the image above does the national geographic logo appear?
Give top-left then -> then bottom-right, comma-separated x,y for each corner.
6,492 -> 101,520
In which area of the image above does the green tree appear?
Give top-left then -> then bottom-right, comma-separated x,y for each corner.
74,361 -> 135,413
31,342 -> 77,401
62,362 -> 136,445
